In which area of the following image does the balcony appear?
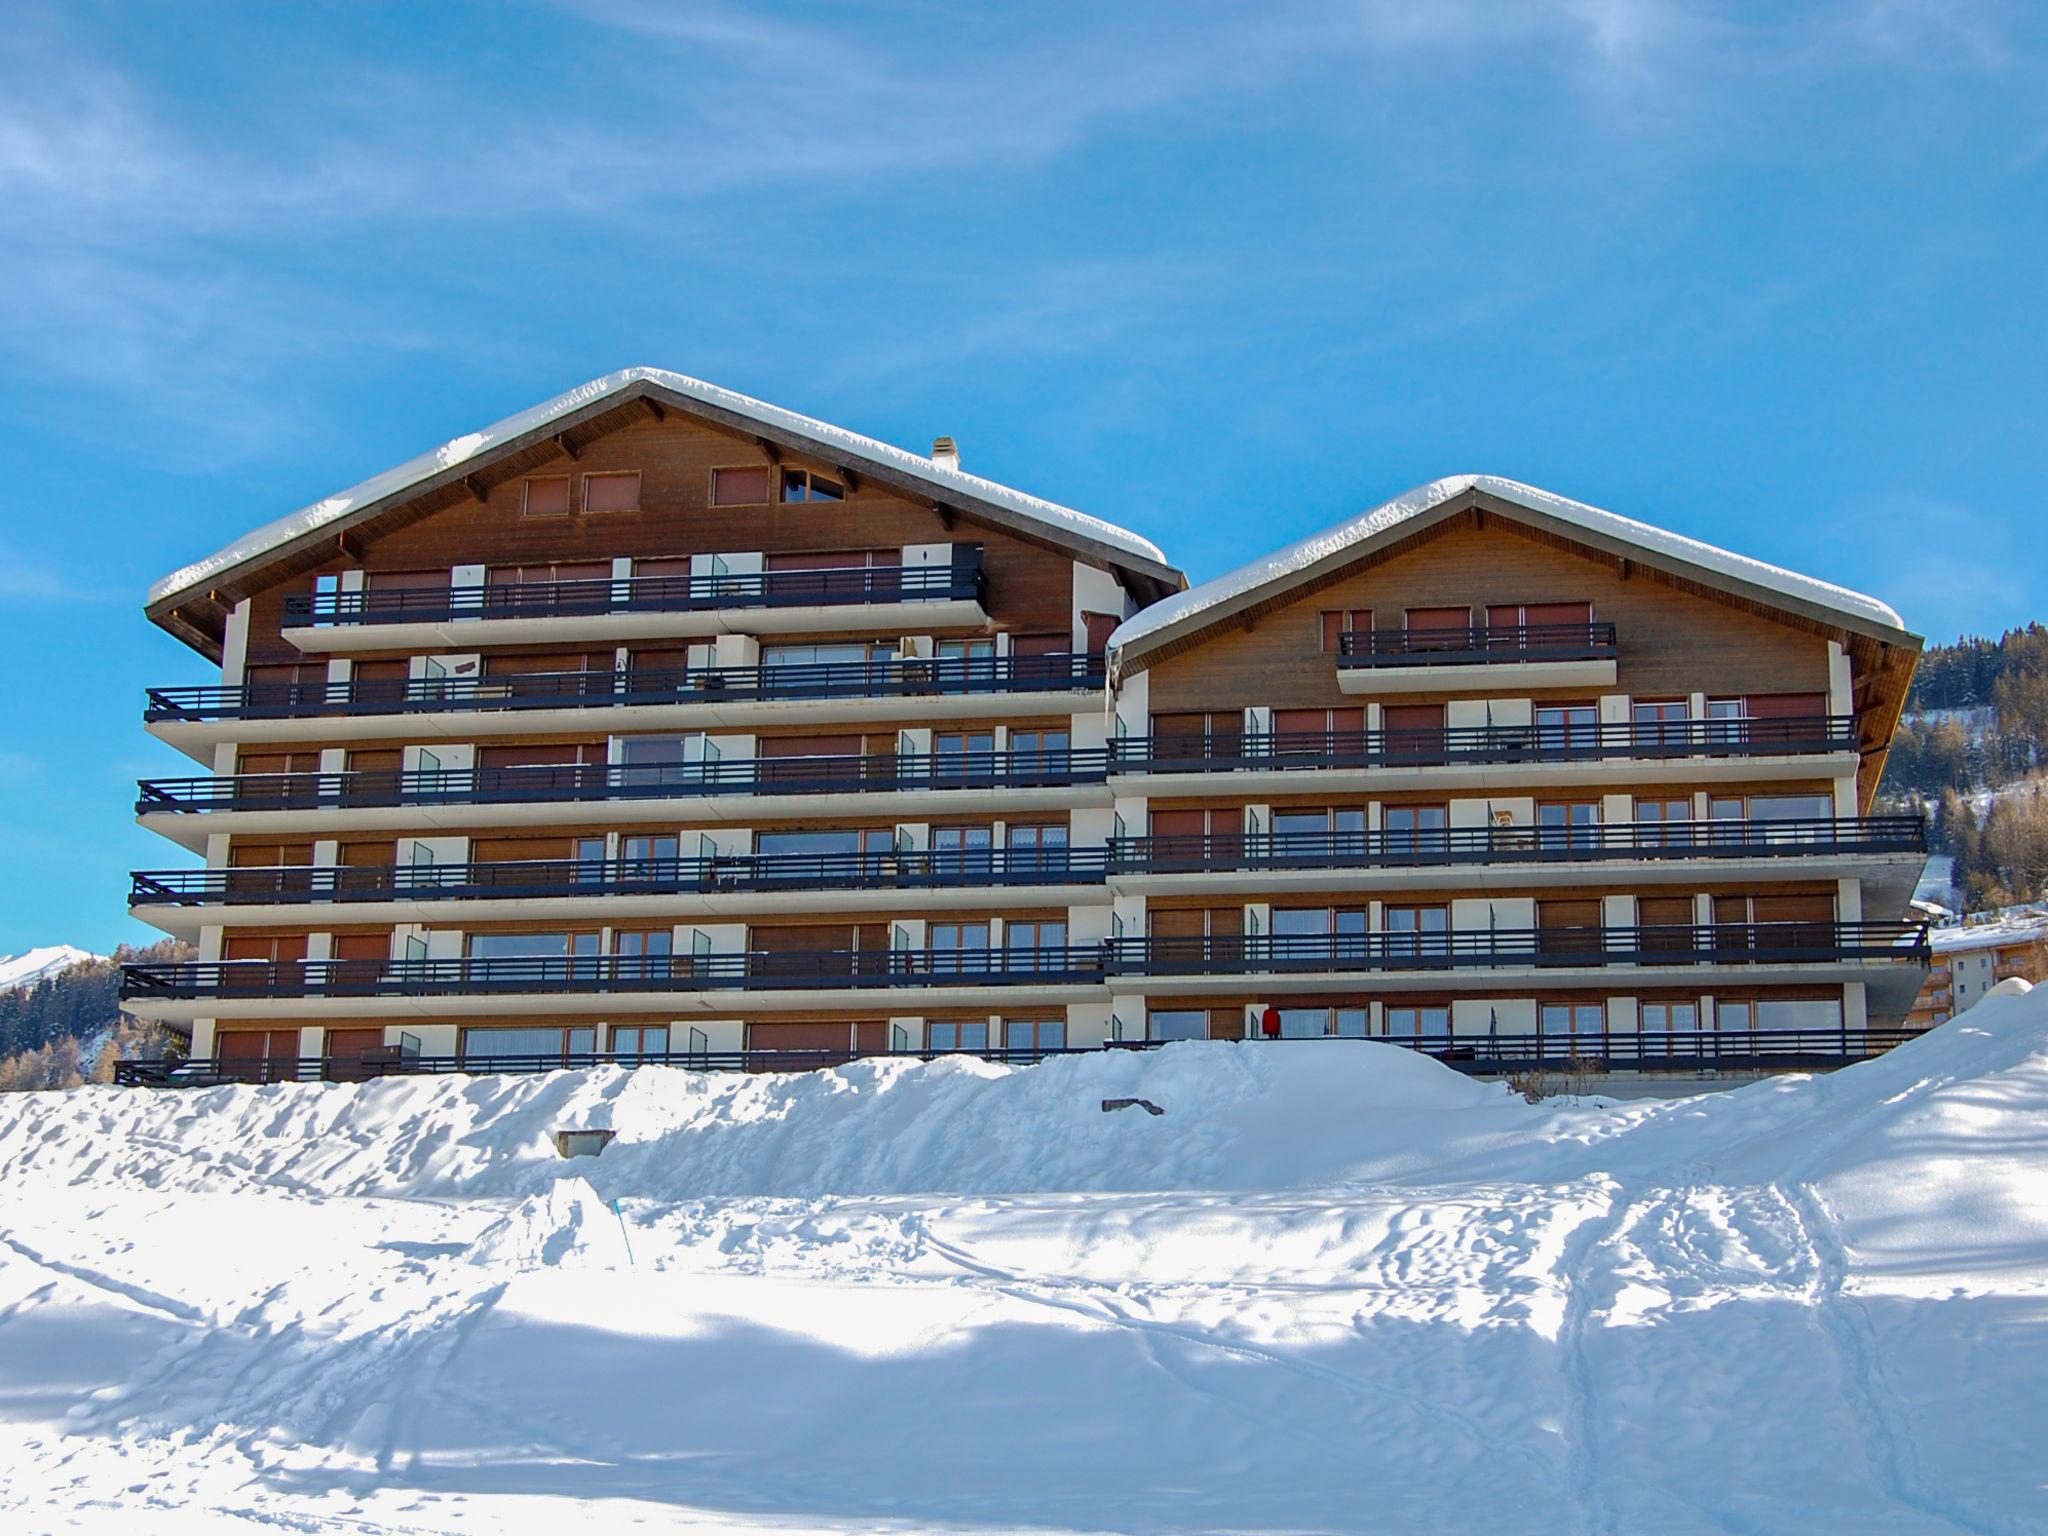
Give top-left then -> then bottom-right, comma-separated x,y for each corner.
120,945 -> 1107,1002
135,747 -> 1114,846
1109,920 -> 1929,980
1111,717 -> 1859,791
1334,622 -> 1618,694
114,1025 -> 1930,1087
148,652 -> 1103,724
1110,816 -> 1926,880
278,551 -> 989,651
144,652 -> 1106,749
130,846 -> 1109,912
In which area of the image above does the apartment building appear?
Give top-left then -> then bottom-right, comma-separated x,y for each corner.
1907,913 -> 2048,1027
120,376 -> 1930,1077
1099,476 -> 1929,1058
122,370 -> 1181,1075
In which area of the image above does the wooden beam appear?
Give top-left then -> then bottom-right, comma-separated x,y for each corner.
643,397 -> 666,422
932,502 -> 955,531
335,530 -> 364,563
555,433 -> 580,461
463,475 -> 489,503
756,436 -> 782,465
839,467 -> 860,493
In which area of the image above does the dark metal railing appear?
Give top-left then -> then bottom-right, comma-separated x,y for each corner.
145,650 -> 1103,723
282,551 -> 985,627
1109,816 -> 1925,874
130,847 -> 1108,907
112,1025 -> 1931,1087
1337,622 -> 1617,667
137,747 -> 1110,815
1108,921 -> 1929,975
120,946 -> 1108,1001
1114,715 -> 1859,773
119,922 -> 1927,1002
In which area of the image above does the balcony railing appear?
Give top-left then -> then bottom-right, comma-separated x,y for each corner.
1114,716 -> 1859,774
113,1025 -> 1931,1087
145,651 -> 1105,724
1108,920 -> 1929,976
281,552 -> 985,628
120,946 -> 1107,1001
130,847 -> 1108,908
1110,816 -> 1926,875
136,747 -> 1111,816
1337,622 -> 1618,667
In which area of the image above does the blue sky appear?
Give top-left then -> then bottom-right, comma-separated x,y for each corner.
2,0 -> 2044,956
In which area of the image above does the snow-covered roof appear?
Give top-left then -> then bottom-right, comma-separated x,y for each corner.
151,367 -> 1172,607
1933,914 -> 2048,956
1110,474 -> 1909,660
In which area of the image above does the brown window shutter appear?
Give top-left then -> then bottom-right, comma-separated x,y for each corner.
1081,611 -> 1119,653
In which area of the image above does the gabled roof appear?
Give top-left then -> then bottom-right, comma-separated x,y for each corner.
1110,474 -> 1914,663
149,368 -> 1182,646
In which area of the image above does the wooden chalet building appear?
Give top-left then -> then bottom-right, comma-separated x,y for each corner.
120,375 -> 1930,1080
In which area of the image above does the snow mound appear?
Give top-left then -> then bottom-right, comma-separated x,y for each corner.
0,1040 -> 1512,1199
0,943 -> 100,991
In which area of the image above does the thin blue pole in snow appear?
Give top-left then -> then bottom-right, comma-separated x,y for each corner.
612,1197 -> 636,1266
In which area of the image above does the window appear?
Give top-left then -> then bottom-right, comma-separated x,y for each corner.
1005,1018 -> 1066,1051
1149,1010 -> 1208,1042
575,837 -> 608,883
612,1024 -> 670,1058
459,1025 -> 597,1064
1384,905 -> 1448,957
611,929 -> 674,980
1634,799 -> 1691,849
763,642 -> 879,670
1275,1007 -> 1369,1038
1319,609 -> 1372,653
1383,1004 -> 1451,1041
1006,920 -> 1068,968
1539,1002 -> 1605,1044
1535,704 -> 1599,754
1756,998 -> 1844,1031
1383,804 -> 1448,856
1009,728 -> 1070,766
1641,1000 -> 1699,1031
711,466 -> 770,505
583,471 -> 641,514
522,475 -> 570,517
1632,698 -> 1689,748
928,1019 -> 989,1052
932,824 -> 993,874
466,931 -> 599,961
1007,823 -> 1068,873
937,638 -> 996,661
618,734 -> 706,785
929,922 -> 991,973
1749,794 -> 1834,823
781,468 -> 845,503
619,834 -> 679,872
1537,801 -> 1600,851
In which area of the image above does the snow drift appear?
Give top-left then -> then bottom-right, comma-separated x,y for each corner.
4,989 -> 2046,1534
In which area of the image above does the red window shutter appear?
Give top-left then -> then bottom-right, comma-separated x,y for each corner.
711,467 -> 770,505
523,476 -> 570,517
1082,611 -> 1120,653
583,472 -> 641,513
1320,612 -> 1344,653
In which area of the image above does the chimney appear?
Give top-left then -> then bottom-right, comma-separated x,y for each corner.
931,436 -> 960,472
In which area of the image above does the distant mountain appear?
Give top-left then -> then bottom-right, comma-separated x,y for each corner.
0,946 -> 102,992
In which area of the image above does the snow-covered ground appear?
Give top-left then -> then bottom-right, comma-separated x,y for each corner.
4,994 -> 2047,1534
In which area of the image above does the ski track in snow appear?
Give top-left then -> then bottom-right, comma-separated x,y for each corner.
4,1009 -> 2048,1534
